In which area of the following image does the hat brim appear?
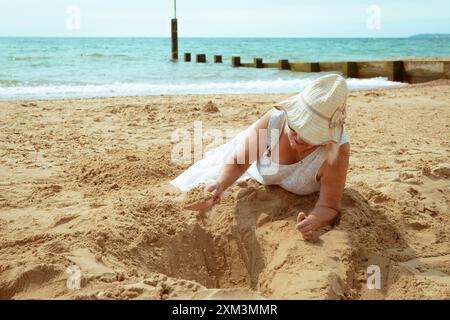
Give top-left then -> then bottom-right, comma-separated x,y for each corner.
274,95 -> 343,145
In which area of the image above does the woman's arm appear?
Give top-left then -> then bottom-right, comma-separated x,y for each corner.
207,110 -> 272,200
296,143 -> 350,240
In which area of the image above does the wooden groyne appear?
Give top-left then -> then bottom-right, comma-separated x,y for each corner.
183,52 -> 450,84
236,57 -> 450,83
168,3 -> 448,84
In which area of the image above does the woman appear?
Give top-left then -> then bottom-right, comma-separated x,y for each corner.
172,74 -> 350,240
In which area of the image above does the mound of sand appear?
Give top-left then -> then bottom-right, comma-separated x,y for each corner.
203,101 -> 220,113
0,85 -> 449,299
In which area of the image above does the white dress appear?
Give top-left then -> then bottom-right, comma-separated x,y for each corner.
171,109 -> 349,195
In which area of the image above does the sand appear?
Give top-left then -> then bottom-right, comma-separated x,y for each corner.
0,83 -> 449,300
183,185 -> 211,206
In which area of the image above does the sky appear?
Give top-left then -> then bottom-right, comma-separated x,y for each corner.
0,0 -> 449,37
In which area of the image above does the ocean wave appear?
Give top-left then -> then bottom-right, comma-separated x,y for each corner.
10,56 -> 49,61
0,79 -> 22,86
81,53 -> 133,59
0,77 -> 405,100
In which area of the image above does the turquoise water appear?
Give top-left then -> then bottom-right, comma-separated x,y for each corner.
0,37 -> 449,100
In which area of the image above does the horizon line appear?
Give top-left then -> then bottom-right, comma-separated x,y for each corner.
0,35 -> 445,39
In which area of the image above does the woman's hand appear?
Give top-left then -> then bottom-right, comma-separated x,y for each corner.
205,181 -> 225,205
185,181 -> 224,212
296,212 -> 320,240
296,207 -> 340,240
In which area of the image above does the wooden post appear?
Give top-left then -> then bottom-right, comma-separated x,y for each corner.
444,61 -> 450,80
311,62 -> 320,72
279,59 -> 290,70
384,61 -> 405,82
232,56 -> 241,67
171,18 -> 178,60
345,62 -> 358,78
214,55 -> 222,63
184,53 -> 191,62
254,58 -> 263,68
443,61 -> 450,81
196,54 -> 206,63
392,61 -> 404,82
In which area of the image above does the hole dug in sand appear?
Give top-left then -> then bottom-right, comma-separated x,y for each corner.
137,183 -> 450,300
117,182 -> 363,300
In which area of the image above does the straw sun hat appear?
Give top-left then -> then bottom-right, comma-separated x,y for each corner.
275,74 -> 348,145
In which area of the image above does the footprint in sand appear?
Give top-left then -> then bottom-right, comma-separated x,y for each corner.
50,213 -> 80,228
0,264 -> 62,299
432,163 -> 450,178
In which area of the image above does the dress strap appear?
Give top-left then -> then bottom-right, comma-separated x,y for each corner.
266,109 -> 286,156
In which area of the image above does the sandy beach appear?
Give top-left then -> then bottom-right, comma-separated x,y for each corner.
0,82 -> 449,300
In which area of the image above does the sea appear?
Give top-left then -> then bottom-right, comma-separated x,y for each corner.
0,37 -> 449,100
